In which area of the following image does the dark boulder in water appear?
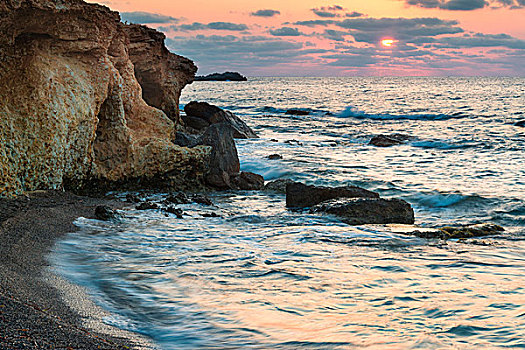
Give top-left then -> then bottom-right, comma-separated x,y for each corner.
184,101 -> 257,139
231,172 -> 265,190
285,109 -> 310,116
195,72 -> 247,81
164,206 -> 184,218
136,202 -> 159,210
94,205 -> 119,221
369,134 -> 413,147
267,154 -> 283,160
192,194 -> 213,206
264,179 -> 297,193
286,182 -> 379,208
515,120 -> 525,127
165,192 -> 191,204
311,198 -> 415,225
182,115 -> 211,131
199,123 -> 240,189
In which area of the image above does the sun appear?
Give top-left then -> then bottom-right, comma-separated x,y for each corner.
381,39 -> 396,47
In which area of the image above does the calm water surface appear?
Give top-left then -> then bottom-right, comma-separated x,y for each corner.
53,77 -> 525,349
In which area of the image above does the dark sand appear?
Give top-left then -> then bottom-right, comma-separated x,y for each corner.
0,191 -> 153,349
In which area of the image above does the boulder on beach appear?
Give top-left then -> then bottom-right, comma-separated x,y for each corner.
286,182 -> 379,208
184,102 -> 258,139
311,198 -> 415,225
194,72 -> 247,81
369,134 -> 413,147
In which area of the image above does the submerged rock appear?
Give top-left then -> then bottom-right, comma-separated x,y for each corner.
264,179 -> 297,193
286,182 -> 379,208
311,198 -> 415,225
393,223 -> 505,240
184,102 -> 257,139
194,72 -> 247,81
369,134 -> 413,147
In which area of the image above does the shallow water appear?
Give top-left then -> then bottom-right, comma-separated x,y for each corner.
53,77 -> 525,349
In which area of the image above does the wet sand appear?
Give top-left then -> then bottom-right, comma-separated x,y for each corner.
0,190 -> 154,349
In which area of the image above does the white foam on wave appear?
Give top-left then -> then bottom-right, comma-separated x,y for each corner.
338,105 -> 461,121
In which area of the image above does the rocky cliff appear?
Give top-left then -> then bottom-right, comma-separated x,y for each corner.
0,0 -> 209,196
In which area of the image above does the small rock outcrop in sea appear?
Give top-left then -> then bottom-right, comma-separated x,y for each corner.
311,198 -> 415,225
403,223 -> 505,240
267,154 -> 283,160
194,72 -> 247,81
515,120 -> 525,127
286,182 -> 379,208
285,109 -> 310,116
183,102 -> 258,139
369,134 -> 413,147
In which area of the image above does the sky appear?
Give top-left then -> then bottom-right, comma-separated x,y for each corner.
91,0 -> 525,76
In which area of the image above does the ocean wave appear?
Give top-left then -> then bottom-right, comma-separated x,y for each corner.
338,106 -> 466,121
410,191 -> 494,209
410,140 -> 480,150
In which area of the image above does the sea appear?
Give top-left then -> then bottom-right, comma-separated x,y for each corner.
51,77 -> 525,349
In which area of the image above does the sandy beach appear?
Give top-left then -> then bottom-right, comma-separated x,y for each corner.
0,191 -> 152,349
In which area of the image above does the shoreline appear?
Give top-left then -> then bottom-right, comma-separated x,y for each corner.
0,191 -> 154,349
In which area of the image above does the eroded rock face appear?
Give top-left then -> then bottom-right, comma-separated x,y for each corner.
0,0 -> 208,196
124,24 -> 197,127
286,182 -> 379,208
311,198 -> 415,225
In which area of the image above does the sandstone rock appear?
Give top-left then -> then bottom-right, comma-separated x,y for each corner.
369,134 -> 413,147
311,198 -> 415,225
0,0 -> 209,197
124,24 -> 197,127
231,172 -> 265,190
184,102 -> 258,139
286,182 -> 379,208
195,72 -> 247,81
264,179 -> 297,193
